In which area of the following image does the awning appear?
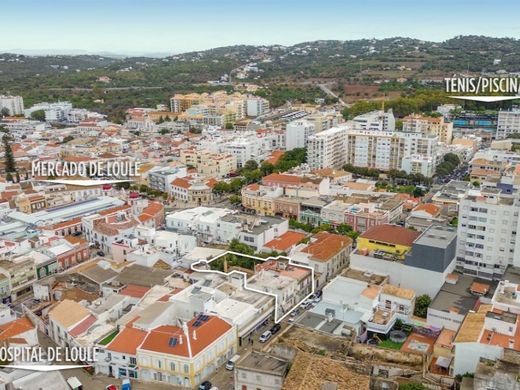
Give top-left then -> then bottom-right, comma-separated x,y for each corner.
436,356 -> 452,369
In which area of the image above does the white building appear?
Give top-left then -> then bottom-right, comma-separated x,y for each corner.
496,108 -> 520,139
246,97 -> 270,117
285,119 -> 315,151
24,101 -> 73,122
307,125 -> 349,170
456,188 -> 520,279
166,207 -> 232,243
352,109 -> 395,132
0,95 -> 24,116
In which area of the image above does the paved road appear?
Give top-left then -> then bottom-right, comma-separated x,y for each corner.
318,83 -> 347,106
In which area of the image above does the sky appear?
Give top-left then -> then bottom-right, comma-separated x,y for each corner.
2,0 -> 520,55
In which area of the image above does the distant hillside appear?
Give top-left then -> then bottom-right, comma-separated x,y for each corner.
1,35 -> 519,120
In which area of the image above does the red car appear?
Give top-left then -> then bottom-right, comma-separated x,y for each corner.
105,386 -> 118,390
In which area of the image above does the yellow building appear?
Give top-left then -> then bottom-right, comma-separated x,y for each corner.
137,316 -> 237,388
357,224 -> 420,260
402,114 -> 453,145
241,183 -> 280,216
179,149 -> 237,178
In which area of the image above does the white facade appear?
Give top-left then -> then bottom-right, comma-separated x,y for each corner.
497,108 -> 520,139
0,95 -> 24,116
352,109 -> 395,132
285,119 -> 315,151
456,189 -> 520,279
246,97 -> 270,117
307,125 -> 349,170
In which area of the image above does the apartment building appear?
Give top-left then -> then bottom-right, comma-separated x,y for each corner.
285,119 -> 315,150
345,129 -> 438,176
402,114 -> 453,144
496,108 -> 520,139
179,149 -> 237,177
352,109 -> 395,132
246,97 -> 270,117
290,232 -> 353,288
147,166 -> 188,193
0,95 -> 24,116
456,188 -> 520,279
307,125 -> 349,170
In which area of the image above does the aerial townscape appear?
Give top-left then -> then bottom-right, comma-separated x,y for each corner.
3,6 -> 520,389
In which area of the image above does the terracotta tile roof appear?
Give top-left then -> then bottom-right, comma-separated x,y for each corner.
69,314 -> 97,337
302,232 -> 352,261
139,316 -> 232,357
470,281 -> 490,295
413,203 -> 441,216
46,217 -> 82,230
107,326 -> 148,355
171,177 -> 191,189
262,173 -> 302,185
265,150 -> 285,165
63,235 -> 88,245
264,231 -> 307,252
0,316 -> 35,341
360,224 -> 420,247
120,284 -> 151,298
98,204 -> 131,216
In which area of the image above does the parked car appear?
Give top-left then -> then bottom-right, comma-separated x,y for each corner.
226,354 -> 240,370
199,381 -> 212,390
259,330 -> 272,343
270,323 -> 281,335
105,386 -> 118,390
97,250 -> 105,257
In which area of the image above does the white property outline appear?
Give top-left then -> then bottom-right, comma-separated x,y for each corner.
190,251 -> 315,324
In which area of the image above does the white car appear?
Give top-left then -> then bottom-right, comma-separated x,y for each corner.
259,330 -> 272,343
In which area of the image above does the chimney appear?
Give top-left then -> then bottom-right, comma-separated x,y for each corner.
193,330 -> 197,341
179,335 -> 183,344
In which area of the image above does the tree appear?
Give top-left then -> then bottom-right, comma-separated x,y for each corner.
229,195 -> 242,205
243,160 -> 259,171
30,110 -> 46,122
225,122 -> 234,130
229,238 -> 254,256
2,134 -> 16,177
0,108 -> 9,117
159,128 -> 170,135
414,294 -> 431,318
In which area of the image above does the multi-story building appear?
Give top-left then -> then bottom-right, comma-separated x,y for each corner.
147,166 -> 188,193
24,101 -> 73,122
179,149 -> 237,178
496,108 -> 520,139
170,177 -> 215,207
456,188 -> 520,279
137,316 -> 237,387
291,232 -> 352,288
234,352 -> 289,390
345,129 -> 438,176
352,109 -> 395,132
0,95 -> 24,116
241,184 -> 282,216
246,97 -> 270,117
307,125 -> 349,170
285,119 -> 315,151
402,114 -> 453,144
